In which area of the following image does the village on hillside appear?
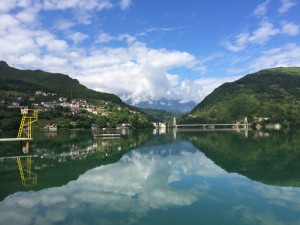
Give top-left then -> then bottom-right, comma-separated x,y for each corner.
0,90 -> 154,131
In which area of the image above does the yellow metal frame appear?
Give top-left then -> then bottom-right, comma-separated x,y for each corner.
16,108 -> 38,187
17,108 -> 38,139
16,157 -> 37,187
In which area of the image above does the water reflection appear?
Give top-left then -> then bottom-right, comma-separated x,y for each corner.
16,156 -> 37,187
1,130 -> 300,224
184,130 -> 300,186
1,138 -> 300,225
0,130 -> 152,200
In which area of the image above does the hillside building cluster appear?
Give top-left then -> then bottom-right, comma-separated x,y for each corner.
2,90 -> 113,116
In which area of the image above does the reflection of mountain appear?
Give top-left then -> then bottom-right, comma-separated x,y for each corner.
1,140 -> 300,225
0,130 -> 152,200
0,141 -> 232,225
185,130 -> 300,186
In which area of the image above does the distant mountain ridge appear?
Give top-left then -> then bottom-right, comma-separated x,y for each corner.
125,98 -> 197,113
179,67 -> 300,127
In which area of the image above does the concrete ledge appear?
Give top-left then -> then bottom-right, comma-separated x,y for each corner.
0,138 -> 33,142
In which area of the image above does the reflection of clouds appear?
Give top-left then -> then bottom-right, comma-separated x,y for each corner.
254,184 -> 300,209
1,141 -> 300,225
70,142 -> 220,213
231,205 -> 287,225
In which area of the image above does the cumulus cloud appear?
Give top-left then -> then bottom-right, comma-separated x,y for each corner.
0,5 -> 224,105
72,42 -> 228,104
1,0 -> 299,106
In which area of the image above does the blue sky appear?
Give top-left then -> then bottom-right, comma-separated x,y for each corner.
0,0 -> 299,104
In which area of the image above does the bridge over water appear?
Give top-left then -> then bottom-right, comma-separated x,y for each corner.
173,117 -> 249,129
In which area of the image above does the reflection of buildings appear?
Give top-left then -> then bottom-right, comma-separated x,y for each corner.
153,122 -> 166,129
35,138 -> 135,164
44,131 -> 57,138
153,122 -> 167,135
254,131 -> 270,137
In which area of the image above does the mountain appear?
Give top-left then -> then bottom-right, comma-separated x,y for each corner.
140,108 -> 182,124
0,61 -> 122,104
125,98 -> 197,113
179,67 -> 300,128
0,61 -> 154,130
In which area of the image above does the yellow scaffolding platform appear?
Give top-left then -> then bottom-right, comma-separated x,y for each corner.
16,108 -> 38,187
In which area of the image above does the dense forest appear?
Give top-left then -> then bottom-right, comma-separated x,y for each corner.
179,67 -> 300,128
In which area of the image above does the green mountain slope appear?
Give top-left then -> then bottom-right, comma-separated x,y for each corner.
180,67 -> 300,127
0,61 -> 122,104
0,61 -> 154,130
141,108 -> 183,124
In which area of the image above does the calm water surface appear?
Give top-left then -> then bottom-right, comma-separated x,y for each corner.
1,129 -> 300,225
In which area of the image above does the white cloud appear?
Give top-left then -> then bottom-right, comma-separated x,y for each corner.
281,21 -> 299,36
174,76 -> 239,103
48,40 -> 69,52
0,14 -> 19,32
67,32 -> 89,44
278,0 -> 297,13
43,0 -> 114,11
249,22 -> 280,44
119,0 -> 132,10
72,42 -> 224,104
223,32 -> 250,52
253,0 -> 270,17
96,33 -> 136,44
1,0 -> 299,106
96,32 -> 115,43
0,8 -> 234,104
0,0 -> 16,12
54,19 -> 75,30
119,33 -> 136,43
248,43 -> 300,71
15,8 -> 39,24
224,21 -> 281,52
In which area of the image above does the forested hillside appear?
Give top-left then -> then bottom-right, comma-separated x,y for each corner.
0,61 -> 122,104
179,67 -> 300,128
0,61 -> 154,131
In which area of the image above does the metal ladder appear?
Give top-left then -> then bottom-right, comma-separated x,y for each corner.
16,108 -> 38,187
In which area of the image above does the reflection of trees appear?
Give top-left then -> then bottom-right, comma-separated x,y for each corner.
0,130 -> 153,200
184,131 -> 300,187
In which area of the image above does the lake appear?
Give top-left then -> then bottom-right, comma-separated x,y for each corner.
1,129 -> 300,225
